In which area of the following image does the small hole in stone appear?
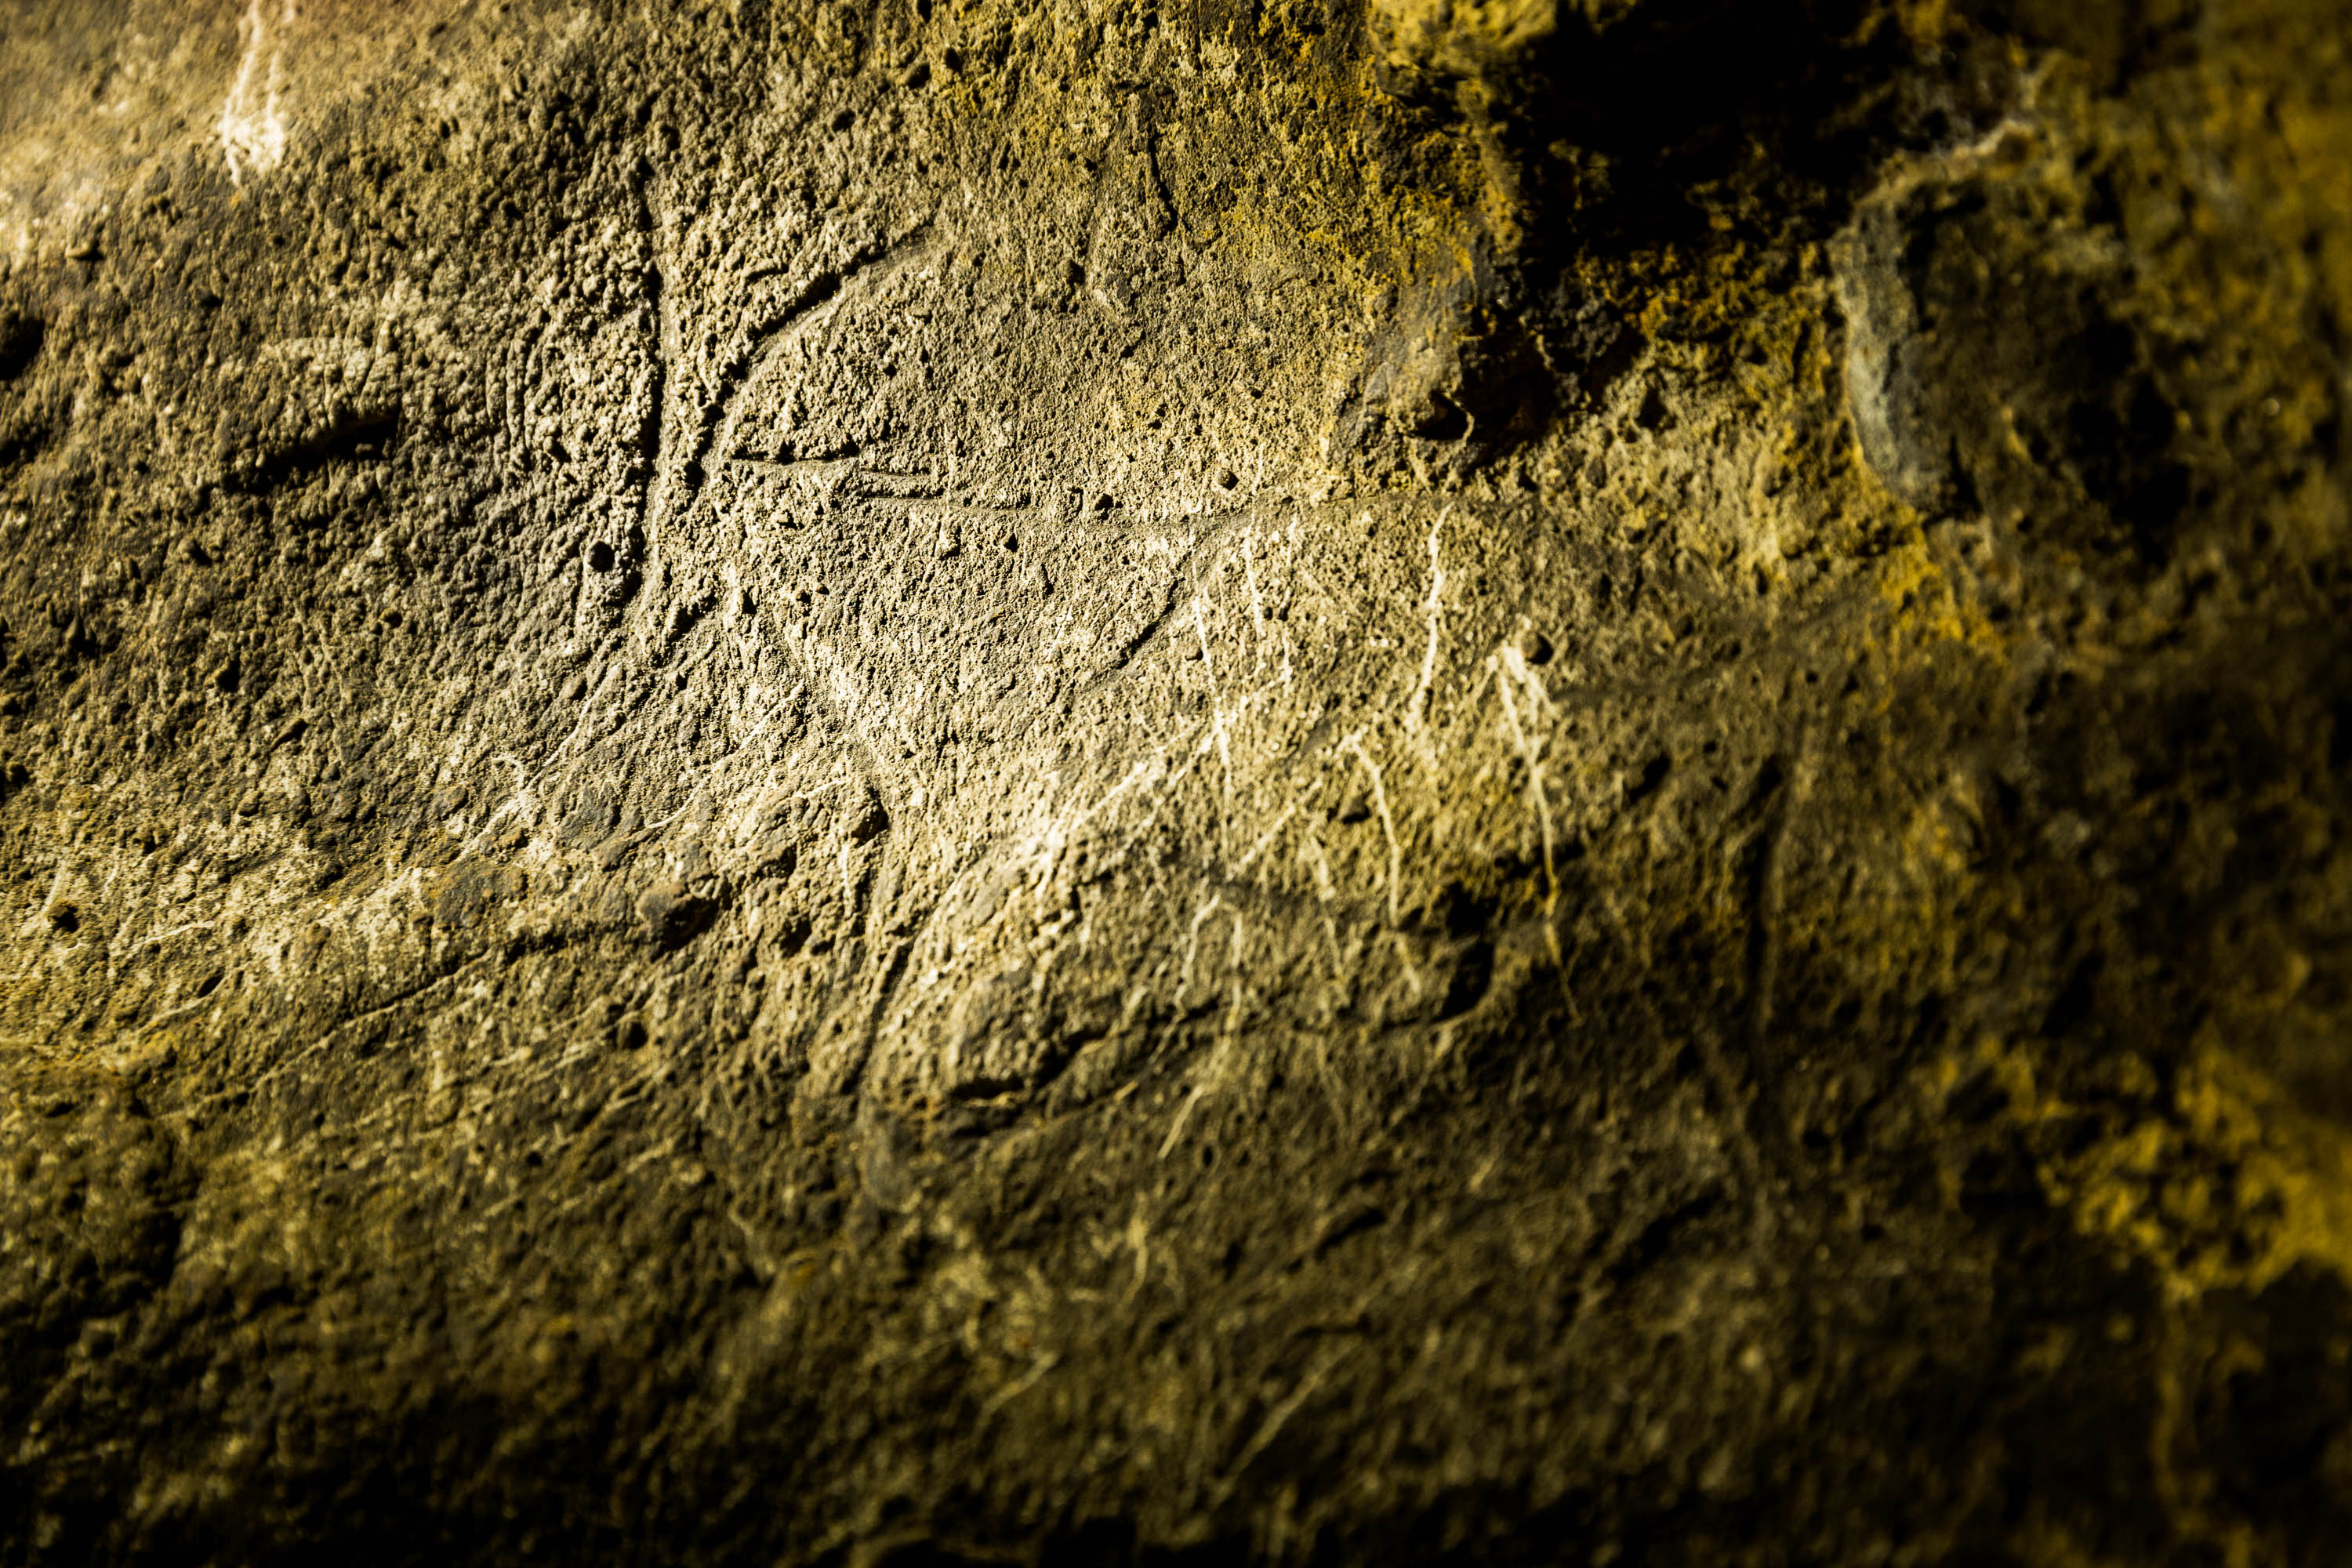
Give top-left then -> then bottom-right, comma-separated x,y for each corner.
587,541 -> 615,573
1417,392 -> 1469,442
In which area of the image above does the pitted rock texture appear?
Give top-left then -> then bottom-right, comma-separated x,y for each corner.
3,2 -> 2351,1563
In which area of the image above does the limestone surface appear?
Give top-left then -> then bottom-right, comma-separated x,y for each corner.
3,2 -> 2350,1563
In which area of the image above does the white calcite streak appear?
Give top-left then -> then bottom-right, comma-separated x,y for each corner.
219,0 -> 293,185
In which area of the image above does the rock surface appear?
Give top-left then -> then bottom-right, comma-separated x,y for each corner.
3,1 -> 2350,1562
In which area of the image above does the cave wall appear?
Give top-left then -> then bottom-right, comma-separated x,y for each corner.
3,1 -> 2351,1562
